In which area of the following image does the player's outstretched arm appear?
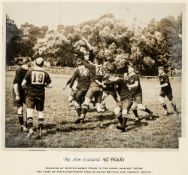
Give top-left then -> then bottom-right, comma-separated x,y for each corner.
156,83 -> 168,88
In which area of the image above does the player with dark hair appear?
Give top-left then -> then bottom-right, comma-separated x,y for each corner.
13,57 -> 32,132
157,66 -> 178,115
22,57 -> 52,137
127,64 -> 153,122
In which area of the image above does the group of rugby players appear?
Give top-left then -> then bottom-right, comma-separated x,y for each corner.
63,38 -> 179,132
12,38 -> 179,138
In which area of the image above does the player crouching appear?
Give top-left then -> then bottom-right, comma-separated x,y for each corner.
22,57 -> 52,138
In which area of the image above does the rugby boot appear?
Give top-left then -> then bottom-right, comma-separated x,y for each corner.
116,117 -> 127,132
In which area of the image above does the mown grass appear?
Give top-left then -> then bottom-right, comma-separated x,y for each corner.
5,71 -> 181,148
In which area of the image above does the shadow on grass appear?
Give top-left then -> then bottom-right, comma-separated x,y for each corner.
37,114 -> 161,137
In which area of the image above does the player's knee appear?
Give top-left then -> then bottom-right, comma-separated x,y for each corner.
84,97 -> 91,106
158,96 -> 165,104
17,106 -> 23,114
122,109 -> 128,115
131,102 -> 138,110
82,103 -> 89,110
102,92 -> 108,100
114,106 -> 121,116
68,95 -> 74,102
137,104 -> 146,110
73,101 -> 80,108
96,103 -> 104,112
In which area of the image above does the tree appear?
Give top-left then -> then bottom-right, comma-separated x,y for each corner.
6,15 -> 22,65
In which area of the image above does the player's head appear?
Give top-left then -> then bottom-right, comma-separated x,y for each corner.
74,40 -> 87,52
158,66 -> 164,75
35,57 -> 44,67
20,57 -> 31,67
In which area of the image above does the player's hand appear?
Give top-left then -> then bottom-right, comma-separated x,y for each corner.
45,84 -> 52,88
102,83 -> 106,88
15,95 -> 20,102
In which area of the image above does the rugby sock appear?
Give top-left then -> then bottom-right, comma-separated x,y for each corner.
144,107 -> 153,114
27,117 -> 33,129
162,104 -> 168,110
38,118 -> 44,130
25,113 -> 28,127
18,114 -> 24,125
171,103 -> 177,112
117,115 -> 127,132
116,113 -> 122,124
132,109 -> 139,118
81,105 -> 89,115
76,108 -> 82,117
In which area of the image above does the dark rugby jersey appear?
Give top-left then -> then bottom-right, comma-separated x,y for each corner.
13,66 -> 28,93
127,73 -> 142,95
69,66 -> 90,90
159,73 -> 172,92
103,83 -> 117,92
83,61 -> 104,83
13,66 -> 28,85
24,69 -> 51,97
105,79 -> 132,100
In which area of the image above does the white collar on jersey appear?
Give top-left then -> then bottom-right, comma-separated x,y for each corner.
33,66 -> 44,71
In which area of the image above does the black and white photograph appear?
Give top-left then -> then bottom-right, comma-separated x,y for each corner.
3,1 -> 184,149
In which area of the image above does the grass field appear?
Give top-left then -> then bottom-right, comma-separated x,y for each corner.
5,71 -> 181,148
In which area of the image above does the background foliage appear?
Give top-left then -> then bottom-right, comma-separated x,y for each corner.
6,13 -> 182,75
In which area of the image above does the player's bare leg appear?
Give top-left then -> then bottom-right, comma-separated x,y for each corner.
114,106 -> 122,125
38,111 -> 45,137
74,98 -> 90,123
27,108 -> 35,138
116,108 -> 128,132
169,100 -> 179,114
74,102 -> 82,123
158,96 -> 170,115
131,102 -> 141,122
17,106 -> 28,132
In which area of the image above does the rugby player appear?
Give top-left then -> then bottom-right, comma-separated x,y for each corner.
22,57 -> 52,137
157,66 -> 178,115
127,64 -> 153,122
13,57 -> 31,132
69,58 -> 91,123
104,73 -> 133,132
76,58 -> 105,122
